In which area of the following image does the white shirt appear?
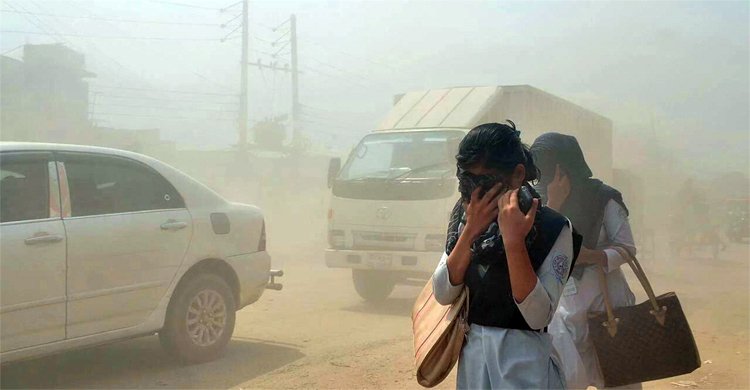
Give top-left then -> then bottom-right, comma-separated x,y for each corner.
550,199 -> 639,389
599,199 -> 637,271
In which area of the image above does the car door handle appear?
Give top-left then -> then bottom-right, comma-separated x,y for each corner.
161,220 -> 188,231
24,233 -> 64,245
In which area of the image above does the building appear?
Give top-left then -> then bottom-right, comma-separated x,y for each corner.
1,43 -> 95,143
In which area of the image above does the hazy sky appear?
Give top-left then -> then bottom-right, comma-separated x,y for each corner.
1,0 -> 748,173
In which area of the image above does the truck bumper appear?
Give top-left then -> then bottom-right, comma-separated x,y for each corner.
227,251 -> 274,309
325,249 -> 440,275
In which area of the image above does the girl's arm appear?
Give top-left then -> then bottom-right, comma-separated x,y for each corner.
499,189 -> 541,303
513,223 -> 575,330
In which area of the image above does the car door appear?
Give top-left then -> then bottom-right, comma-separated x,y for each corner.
0,152 -> 67,352
59,152 -> 192,338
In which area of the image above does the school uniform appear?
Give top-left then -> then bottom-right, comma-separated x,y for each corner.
432,200 -> 579,389
549,199 -> 639,389
531,131 -> 641,389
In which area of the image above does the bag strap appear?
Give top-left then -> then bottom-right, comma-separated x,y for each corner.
609,246 -> 667,326
595,264 -> 619,337
594,245 -> 667,338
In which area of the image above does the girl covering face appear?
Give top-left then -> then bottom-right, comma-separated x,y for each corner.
432,122 -> 581,389
531,132 -> 639,389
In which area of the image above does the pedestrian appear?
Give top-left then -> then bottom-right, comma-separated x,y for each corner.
530,132 -> 639,389
432,122 -> 581,389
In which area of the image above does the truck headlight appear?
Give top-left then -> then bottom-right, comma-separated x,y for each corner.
424,234 -> 445,252
328,229 -> 345,249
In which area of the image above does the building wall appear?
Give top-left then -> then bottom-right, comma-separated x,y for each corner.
1,44 -> 93,143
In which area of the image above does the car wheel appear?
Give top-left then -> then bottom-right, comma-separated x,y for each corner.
352,269 -> 396,302
159,273 -> 236,364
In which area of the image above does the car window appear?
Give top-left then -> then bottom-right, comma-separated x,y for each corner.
64,154 -> 185,217
0,154 -> 50,223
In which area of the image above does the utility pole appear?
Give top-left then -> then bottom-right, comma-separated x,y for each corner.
238,0 -> 249,149
290,14 -> 300,146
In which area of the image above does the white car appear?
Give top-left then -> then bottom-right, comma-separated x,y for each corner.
0,143 -> 282,364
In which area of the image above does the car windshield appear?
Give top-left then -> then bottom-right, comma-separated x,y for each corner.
338,130 -> 464,181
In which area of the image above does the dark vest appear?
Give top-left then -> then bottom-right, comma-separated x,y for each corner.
446,200 -> 580,330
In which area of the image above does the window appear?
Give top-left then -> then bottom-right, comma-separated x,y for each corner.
338,131 -> 463,181
63,154 -> 185,217
0,153 -> 50,223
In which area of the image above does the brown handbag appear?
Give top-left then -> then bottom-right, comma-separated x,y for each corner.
411,280 -> 469,388
588,246 -> 701,387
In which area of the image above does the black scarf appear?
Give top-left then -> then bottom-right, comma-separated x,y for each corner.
531,132 -> 628,278
444,185 -> 580,329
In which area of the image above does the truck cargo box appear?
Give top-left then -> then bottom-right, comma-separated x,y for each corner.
377,85 -> 613,182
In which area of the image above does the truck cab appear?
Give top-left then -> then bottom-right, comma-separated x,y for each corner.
325,129 -> 465,301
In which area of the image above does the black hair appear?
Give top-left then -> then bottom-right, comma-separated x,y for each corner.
529,132 -> 592,186
455,121 -> 539,182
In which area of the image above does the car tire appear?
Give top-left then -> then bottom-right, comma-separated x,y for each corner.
352,269 -> 396,302
159,273 -> 236,364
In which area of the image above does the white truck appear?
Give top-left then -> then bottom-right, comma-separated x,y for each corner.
325,85 -> 613,301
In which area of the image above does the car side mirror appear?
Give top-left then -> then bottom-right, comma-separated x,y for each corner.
327,157 -> 341,188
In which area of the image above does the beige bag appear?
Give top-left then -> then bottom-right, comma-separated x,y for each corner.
411,280 -> 469,388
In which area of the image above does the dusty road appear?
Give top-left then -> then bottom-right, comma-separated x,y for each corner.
2,198 -> 748,389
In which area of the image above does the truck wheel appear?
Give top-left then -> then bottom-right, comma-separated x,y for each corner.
159,273 -> 236,364
352,269 -> 396,302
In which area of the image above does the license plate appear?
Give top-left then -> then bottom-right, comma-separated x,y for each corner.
367,253 -> 393,269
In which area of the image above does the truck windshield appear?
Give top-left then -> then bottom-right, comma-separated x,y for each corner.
338,130 -> 464,181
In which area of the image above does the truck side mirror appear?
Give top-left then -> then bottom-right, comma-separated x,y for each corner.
327,157 -> 341,188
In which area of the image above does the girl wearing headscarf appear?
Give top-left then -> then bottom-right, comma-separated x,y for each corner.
530,132 -> 639,389
431,123 -> 581,389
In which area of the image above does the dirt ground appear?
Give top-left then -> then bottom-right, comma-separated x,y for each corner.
1,192 -> 748,389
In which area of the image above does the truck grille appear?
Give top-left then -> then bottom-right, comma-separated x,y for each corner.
352,231 -> 417,250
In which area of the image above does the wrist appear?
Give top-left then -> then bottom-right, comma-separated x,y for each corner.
462,223 -> 483,241
598,251 -> 608,267
502,235 -> 526,252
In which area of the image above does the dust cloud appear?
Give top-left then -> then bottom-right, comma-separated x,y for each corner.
0,1 -> 748,389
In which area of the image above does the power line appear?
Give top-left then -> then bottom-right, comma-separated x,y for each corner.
93,85 -> 238,97
93,112 -> 237,120
221,23 -> 242,41
301,65 -> 371,89
91,93 -> 238,104
254,20 -> 283,33
191,72 -> 237,92
248,61 -> 293,73
1,44 -> 24,55
220,13 -> 241,28
272,30 -> 290,44
268,17 -> 290,32
4,1 -> 73,46
95,102 -> 239,113
303,38 -> 399,72
219,1 -> 242,12
150,1 -> 222,11
254,48 -> 279,58
0,9 -> 219,26
1,29 -> 225,41
253,35 -> 276,45
308,57 -> 373,83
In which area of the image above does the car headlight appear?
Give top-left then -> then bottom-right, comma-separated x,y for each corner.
424,234 -> 446,252
328,230 -> 345,249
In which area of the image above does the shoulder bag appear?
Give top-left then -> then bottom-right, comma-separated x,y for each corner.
411,280 -> 469,388
589,246 -> 701,387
